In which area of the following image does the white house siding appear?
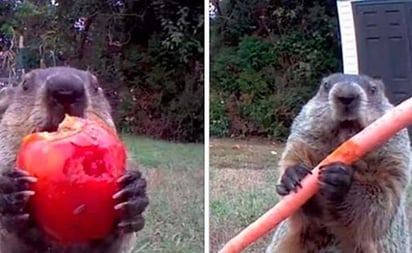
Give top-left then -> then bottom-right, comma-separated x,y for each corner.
337,0 -> 359,74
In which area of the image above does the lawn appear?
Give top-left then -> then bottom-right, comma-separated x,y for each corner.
121,134 -> 204,253
209,138 -> 283,253
210,138 -> 412,253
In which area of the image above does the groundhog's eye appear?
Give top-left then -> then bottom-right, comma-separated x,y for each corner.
92,83 -> 98,93
370,86 -> 377,95
93,84 -> 102,94
22,80 -> 29,91
323,81 -> 330,91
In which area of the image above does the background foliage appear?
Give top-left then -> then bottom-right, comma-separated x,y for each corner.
0,0 -> 204,142
210,0 -> 342,140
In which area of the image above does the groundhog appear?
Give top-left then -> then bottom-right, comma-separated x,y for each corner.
265,73 -> 411,253
0,66 -> 149,253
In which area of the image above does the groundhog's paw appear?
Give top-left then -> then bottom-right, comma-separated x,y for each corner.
318,162 -> 353,202
113,170 -> 149,234
0,168 -> 36,232
276,164 -> 312,196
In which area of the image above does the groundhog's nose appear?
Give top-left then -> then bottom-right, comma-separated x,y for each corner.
336,94 -> 359,106
46,74 -> 86,105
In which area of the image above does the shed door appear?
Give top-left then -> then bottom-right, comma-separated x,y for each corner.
353,1 -> 412,137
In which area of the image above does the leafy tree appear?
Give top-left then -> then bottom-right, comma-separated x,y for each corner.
210,0 -> 342,139
0,0 -> 204,142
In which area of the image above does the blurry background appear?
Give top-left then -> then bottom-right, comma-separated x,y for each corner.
210,0 -> 341,140
0,0 -> 204,143
209,0 -> 343,252
0,1 -> 204,252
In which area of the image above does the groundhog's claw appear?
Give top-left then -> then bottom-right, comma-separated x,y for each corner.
117,215 -> 145,233
0,168 -> 36,233
319,162 -> 353,202
276,164 -> 312,196
113,170 -> 149,234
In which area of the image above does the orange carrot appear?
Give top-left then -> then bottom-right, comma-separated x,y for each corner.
218,96 -> 412,253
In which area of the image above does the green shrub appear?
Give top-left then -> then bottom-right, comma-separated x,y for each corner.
211,33 -> 339,140
1,1 -> 204,143
210,93 -> 229,137
210,0 -> 341,140
118,35 -> 204,142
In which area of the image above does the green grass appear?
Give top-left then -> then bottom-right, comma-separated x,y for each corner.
209,138 -> 282,253
122,135 -> 204,171
210,138 -> 412,253
120,134 -> 204,253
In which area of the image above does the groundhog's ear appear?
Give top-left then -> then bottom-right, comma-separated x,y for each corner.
319,76 -> 327,86
21,69 -> 40,83
370,78 -> 385,92
319,75 -> 332,91
23,71 -> 34,80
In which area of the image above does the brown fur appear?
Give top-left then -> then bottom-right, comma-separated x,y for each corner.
0,87 -> 14,117
0,66 -> 147,253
